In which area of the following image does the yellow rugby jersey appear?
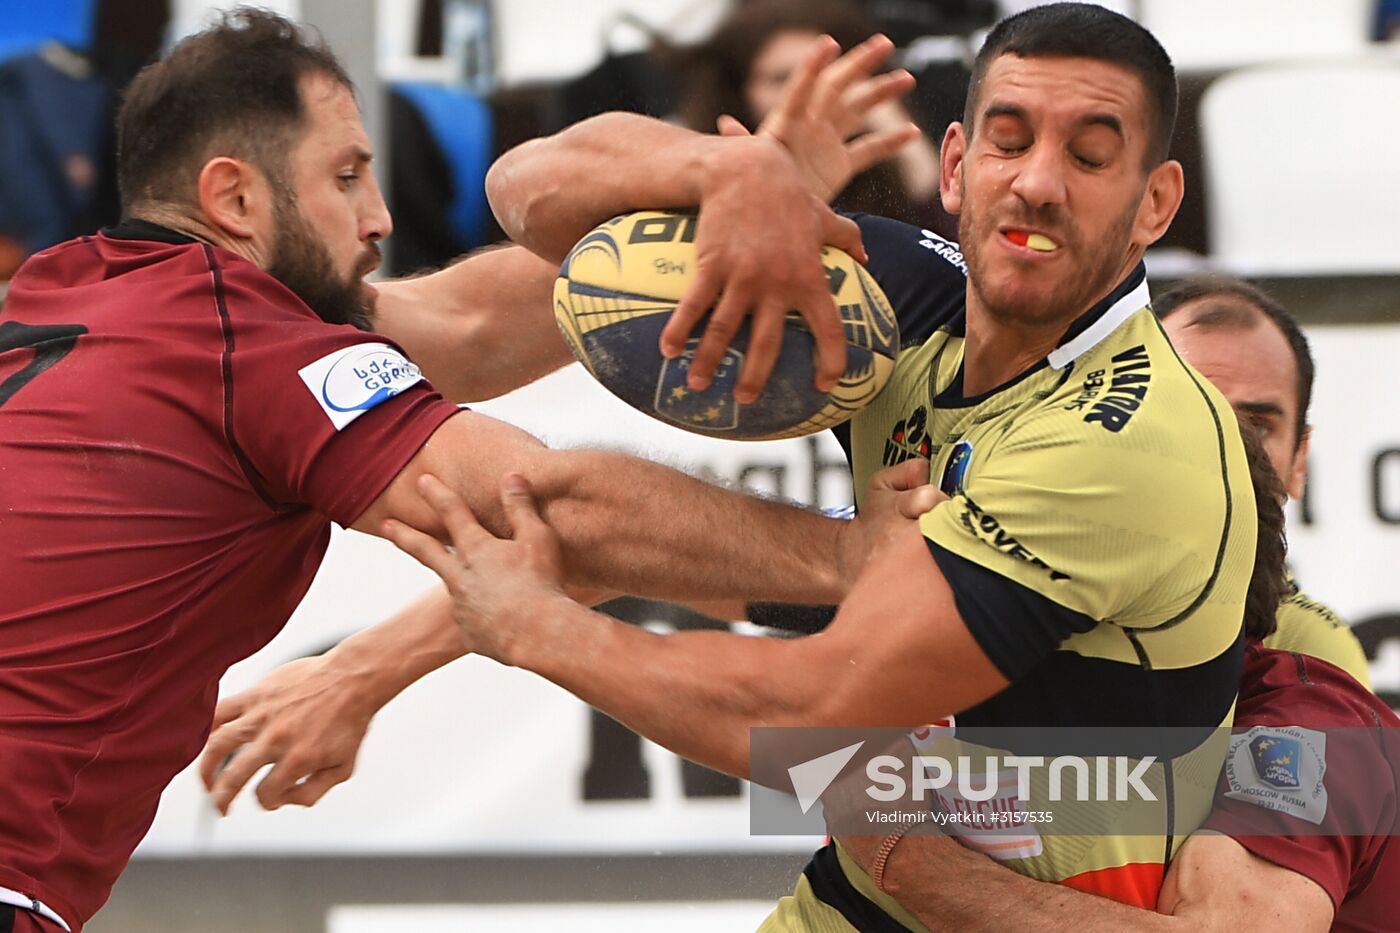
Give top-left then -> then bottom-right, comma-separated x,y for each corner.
1264,571 -> 1371,688
765,216 -> 1256,932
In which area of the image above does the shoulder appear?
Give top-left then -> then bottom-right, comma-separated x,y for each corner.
996,316 -> 1237,494
204,249 -> 315,321
1001,310 -> 1252,525
1238,645 -> 1389,727
845,213 -> 966,346
1045,309 -> 1234,449
1267,587 -> 1372,688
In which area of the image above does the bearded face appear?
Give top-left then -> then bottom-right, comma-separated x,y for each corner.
266,192 -> 379,331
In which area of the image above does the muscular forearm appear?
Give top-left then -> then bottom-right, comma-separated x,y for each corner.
372,245 -> 569,402
525,447 -> 853,604
486,112 -> 792,263
502,596 -> 832,778
325,588 -> 467,711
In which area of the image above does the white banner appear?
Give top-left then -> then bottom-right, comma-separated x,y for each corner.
1283,326 -> 1400,702
141,324 -> 1400,855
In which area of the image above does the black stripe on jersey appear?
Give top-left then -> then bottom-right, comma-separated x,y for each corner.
745,602 -> 837,635
202,245 -> 281,511
957,636 -> 1243,759
928,541 -> 1098,682
802,843 -> 909,933
1140,313 -> 1235,633
103,218 -> 199,245
930,353 -> 1076,412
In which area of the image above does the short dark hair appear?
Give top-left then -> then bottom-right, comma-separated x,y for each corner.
117,7 -> 353,210
1241,419 -> 1287,641
965,2 -> 1178,166
1156,277 -> 1314,451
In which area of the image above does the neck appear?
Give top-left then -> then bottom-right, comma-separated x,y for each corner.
961,300 -> 1068,396
127,204 -> 268,269
962,249 -> 1145,396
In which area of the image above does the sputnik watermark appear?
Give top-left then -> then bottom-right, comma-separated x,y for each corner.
865,754 -> 1157,803
751,725 -> 1209,839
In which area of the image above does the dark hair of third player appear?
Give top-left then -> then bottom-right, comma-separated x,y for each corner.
1240,420 -> 1287,641
1156,277 -> 1315,453
115,8 -> 353,212
965,1 -> 1179,166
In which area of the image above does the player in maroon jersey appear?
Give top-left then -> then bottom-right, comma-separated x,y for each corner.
0,10 -> 916,931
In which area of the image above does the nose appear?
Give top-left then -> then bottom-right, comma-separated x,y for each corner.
1008,142 -> 1067,211
361,172 -> 393,243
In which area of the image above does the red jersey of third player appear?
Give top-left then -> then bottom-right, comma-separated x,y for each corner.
0,222 -> 460,929
1208,644 -> 1400,932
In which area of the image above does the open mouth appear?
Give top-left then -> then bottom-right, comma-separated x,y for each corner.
1004,230 -> 1060,253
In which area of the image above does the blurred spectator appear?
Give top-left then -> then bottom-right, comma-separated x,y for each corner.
665,0 -> 957,237
0,0 -> 168,280
1379,0 -> 1400,39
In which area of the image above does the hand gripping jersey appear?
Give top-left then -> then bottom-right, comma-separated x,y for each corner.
1263,572 -> 1371,689
764,216 -> 1256,932
0,222 -> 460,929
1204,644 -> 1400,932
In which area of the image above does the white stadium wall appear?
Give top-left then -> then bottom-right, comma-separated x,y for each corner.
138,323 -> 1400,857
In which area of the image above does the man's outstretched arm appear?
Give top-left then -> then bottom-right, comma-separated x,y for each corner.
836,830 -> 1333,932
486,36 -> 915,403
384,474 -> 1008,779
371,245 -> 571,403
200,457 -> 936,813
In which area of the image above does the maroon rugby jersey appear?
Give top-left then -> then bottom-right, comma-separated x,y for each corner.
0,222 -> 459,929
1206,644 -> 1400,932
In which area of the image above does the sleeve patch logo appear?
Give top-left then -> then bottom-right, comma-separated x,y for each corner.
297,343 -> 423,430
1224,726 -> 1328,825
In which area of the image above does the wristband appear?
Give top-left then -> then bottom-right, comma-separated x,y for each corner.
869,824 -> 913,892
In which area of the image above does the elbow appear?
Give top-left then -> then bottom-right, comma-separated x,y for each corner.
485,142 -> 541,247
485,138 -> 576,264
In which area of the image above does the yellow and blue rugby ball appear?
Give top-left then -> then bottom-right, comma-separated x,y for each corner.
553,210 -> 899,440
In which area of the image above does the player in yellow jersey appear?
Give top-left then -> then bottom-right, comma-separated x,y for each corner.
203,5 -> 1255,928
1155,278 -> 1370,687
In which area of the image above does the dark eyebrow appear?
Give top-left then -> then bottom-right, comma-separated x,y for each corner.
1079,113 -> 1124,138
982,102 -> 1028,123
1237,400 -> 1285,418
981,104 -> 1123,140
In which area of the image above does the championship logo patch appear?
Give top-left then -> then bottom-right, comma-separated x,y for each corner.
1249,735 -> 1301,790
654,341 -> 741,430
298,343 -> 424,430
939,440 -> 973,497
1224,726 -> 1328,825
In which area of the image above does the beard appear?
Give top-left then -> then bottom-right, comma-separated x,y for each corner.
266,198 -> 379,331
958,185 -> 1138,327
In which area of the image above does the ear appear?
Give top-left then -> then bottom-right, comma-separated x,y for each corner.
939,122 -> 967,215
196,157 -> 271,243
1285,426 -> 1310,503
1131,158 -> 1184,249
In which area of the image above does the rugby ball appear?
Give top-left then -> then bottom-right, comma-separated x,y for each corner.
553,210 -> 899,440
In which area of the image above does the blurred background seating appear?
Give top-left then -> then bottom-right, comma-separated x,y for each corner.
1200,60 -> 1400,275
